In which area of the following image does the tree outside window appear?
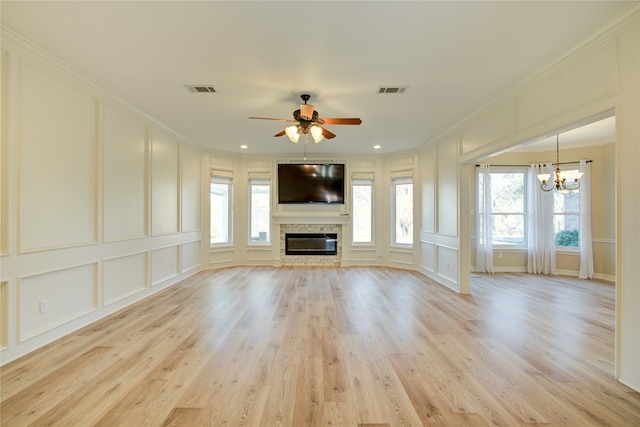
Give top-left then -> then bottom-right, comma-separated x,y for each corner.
392,179 -> 413,245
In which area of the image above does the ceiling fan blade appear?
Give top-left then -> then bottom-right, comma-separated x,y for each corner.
320,118 -> 362,125
249,117 -> 296,122
320,126 -> 336,139
274,130 -> 286,137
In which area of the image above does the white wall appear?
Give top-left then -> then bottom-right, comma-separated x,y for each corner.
418,8 -> 640,390
0,30 -> 203,364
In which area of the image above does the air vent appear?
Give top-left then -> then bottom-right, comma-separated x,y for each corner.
378,86 -> 408,94
185,85 -> 216,93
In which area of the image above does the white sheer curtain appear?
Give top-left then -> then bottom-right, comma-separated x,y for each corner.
476,164 -> 493,273
579,159 -> 594,279
527,163 -> 557,274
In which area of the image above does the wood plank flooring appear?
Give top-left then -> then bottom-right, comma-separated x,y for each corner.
2,267 -> 639,426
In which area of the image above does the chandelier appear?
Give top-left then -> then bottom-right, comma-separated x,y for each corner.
536,135 -> 583,192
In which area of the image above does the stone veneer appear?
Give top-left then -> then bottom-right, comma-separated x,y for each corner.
280,224 -> 342,266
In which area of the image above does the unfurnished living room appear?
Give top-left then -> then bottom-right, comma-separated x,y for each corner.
1,1 -> 639,426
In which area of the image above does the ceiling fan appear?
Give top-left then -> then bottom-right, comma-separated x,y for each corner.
249,94 -> 362,143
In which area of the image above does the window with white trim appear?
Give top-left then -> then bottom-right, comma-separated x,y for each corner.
249,176 -> 271,243
210,171 -> 233,245
478,166 -> 582,248
553,169 -> 580,248
391,173 -> 413,245
487,168 -> 526,246
352,173 -> 374,243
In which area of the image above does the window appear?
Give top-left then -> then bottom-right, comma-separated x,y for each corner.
249,179 -> 271,243
478,166 -> 582,248
352,176 -> 373,243
391,176 -> 413,245
553,170 -> 580,248
210,173 -> 232,245
487,169 -> 526,246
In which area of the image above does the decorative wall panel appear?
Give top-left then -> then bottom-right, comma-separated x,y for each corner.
19,61 -> 97,252
103,105 -> 147,241
19,263 -> 96,341
436,138 -> 458,237
181,241 -> 201,273
181,144 -> 201,232
151,128 -> 179,236
151,245 -> 179,286
103,252 -> 148,306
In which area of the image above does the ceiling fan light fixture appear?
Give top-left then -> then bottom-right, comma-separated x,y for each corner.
300,104 -> 314,121
285,125 -> 300,143
310,125 -> 324,143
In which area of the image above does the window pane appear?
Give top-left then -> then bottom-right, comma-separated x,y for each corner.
554,214 -> 579,247
553,181 -> 580,247
250,183 -> 270,242
488,171 -> 525,245
352,184 -> 372,243
210,182 -> 230,244
490,173 -> 524,214
394,183 -> 413,244
492,214 -> 524,245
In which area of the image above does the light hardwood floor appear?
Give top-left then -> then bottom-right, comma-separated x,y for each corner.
1,267 -> 639,426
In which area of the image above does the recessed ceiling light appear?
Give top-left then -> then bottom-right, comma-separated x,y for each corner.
240,145 -> 248,149
373,145 -> 381,150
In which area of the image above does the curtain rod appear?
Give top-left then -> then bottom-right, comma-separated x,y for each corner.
475,160 -> 592,167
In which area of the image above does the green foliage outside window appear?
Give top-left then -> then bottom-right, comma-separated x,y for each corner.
555,229 -> 579,247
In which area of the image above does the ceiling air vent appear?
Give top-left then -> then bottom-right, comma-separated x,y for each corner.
185,85 -> 216,93
378,86 -> 408,94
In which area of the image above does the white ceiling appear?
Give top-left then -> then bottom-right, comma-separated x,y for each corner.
1,1 -> 631,156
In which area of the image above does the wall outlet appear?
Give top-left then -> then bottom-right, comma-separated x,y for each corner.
39,299 -> 48,314
498,252 -> 503,258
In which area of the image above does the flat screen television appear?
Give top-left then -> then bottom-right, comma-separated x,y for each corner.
278,163 -> 345,204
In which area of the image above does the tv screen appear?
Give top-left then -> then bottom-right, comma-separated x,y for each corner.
278,163 -> 345,204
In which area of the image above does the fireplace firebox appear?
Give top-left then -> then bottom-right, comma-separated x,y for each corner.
285,233 -> 338,256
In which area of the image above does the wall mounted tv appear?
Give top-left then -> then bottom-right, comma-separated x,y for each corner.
277,163 -> 345,204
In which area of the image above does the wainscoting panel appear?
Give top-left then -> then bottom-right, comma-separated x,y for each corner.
389,248 -> 414,267
103,251 -> 148,306
245,247 -> 273,263
436,245 -> 459,284
151,245 -> 179,286
181,241 -> 201,273
151,128 -> 179,236
18,263 -> 97,342
181,144 -> 201,233
18,60 -> 97,252
103,104 -> 148,242
420,241 -> 436,273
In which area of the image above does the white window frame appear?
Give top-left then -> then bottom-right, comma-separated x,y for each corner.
487,167 -> 527,250
553,167 -> 581,252
351,173 -> 374,245
210,171 -> 233,247
391,172 -> 413,247
248,174 -> 271,245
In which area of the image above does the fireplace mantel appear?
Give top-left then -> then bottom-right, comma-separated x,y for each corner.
272,212 -> 350,225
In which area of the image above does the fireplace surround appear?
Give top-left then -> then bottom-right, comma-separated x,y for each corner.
279,224 -> 342,266
285,233 -> 338,256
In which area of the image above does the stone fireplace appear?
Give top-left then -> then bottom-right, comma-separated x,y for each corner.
280,224 -> 342,266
